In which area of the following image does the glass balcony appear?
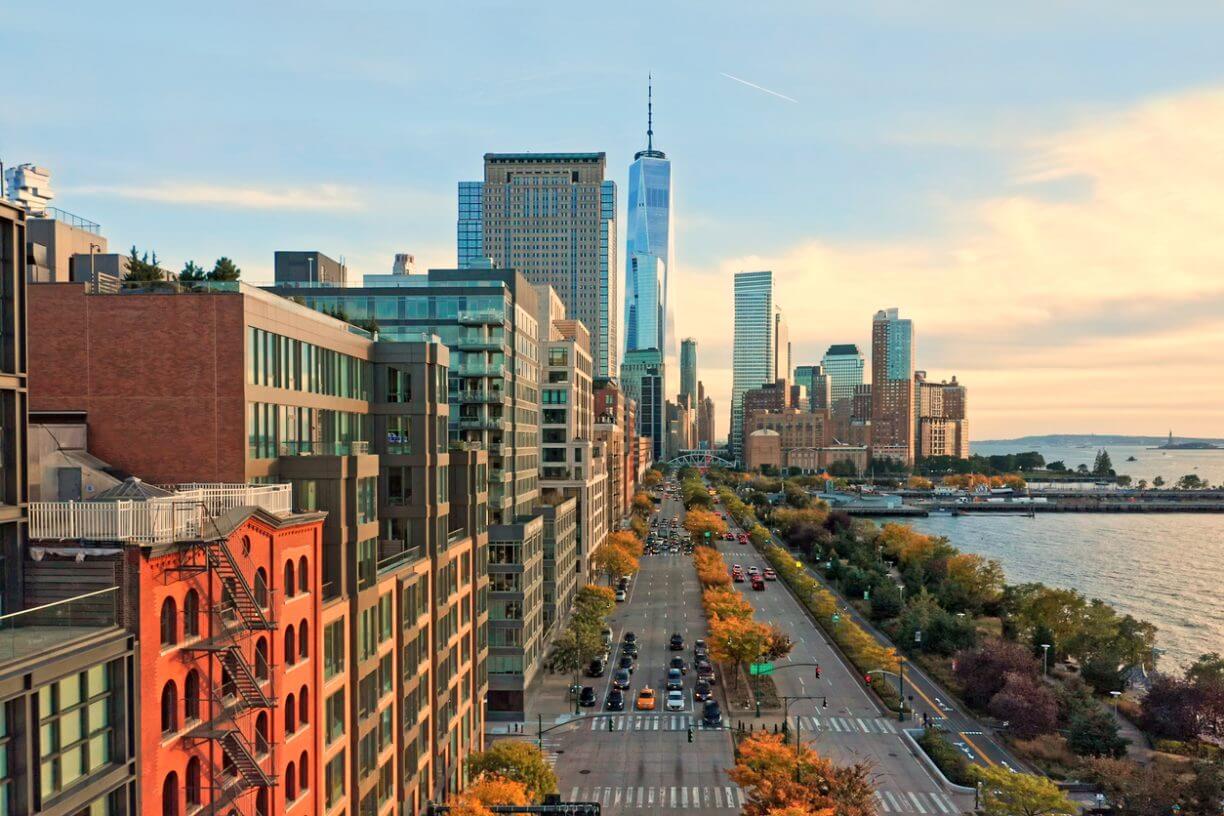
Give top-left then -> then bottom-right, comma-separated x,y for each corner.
279,440 -> 370,456
457,417 -> 505,431
457,363 -> 506,378
457,309 -> 505,325
457,390 -> 507,404
0,587 -> 120,662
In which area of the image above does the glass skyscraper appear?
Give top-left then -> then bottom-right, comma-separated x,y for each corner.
871,308 -> 916,462
731,271 -> 778,460
679,338 -> 697,403
623,83 -> 672,357
822,345 -> 865,414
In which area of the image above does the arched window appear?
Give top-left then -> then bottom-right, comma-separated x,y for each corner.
285,693 -> 296,733
255,637 -> 269,680
298,556 -> 308,594
160,598 -> 178,646
298,686 -> 309,724
255,788 -> 269,816
221,751 -> 235,779
183,590 -> 200,638
285,761 -> 297,800
186,757 -> 202,806
298,620 -> 309,660
162,771 -> 180,816
284,625 -> 296,666
255,567 -> 268,608
160,681 -> 178,734
299,751 -> 309,790
184,670 -> 201,722
255,711 -> 269,756
284,561 -> 295,598
221,666 -> 235,699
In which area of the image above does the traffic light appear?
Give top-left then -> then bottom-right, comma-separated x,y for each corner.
608,717 -> 615,731
814,664 -> 821,679
687,726 -> 694,743
865,675 -> 873,685
822,697 -> 828,708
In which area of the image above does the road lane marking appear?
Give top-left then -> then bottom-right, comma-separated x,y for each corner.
670,786 -> 676,807
681,786 -> 688,807
570,787 -> 578,800
637,787 -> 644,808
876,792 -> 890,812
857,718 -> 870,731
930,792 -> 951,813
693,786 -> 700,807
908,791 -> 928,812
959,731 -> 996,767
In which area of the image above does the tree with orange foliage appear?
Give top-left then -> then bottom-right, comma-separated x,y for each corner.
591,543 -> 638,586
708,615 -> 771,690
607,529 -> 644,558
693,547 -> 732,588
767,807 -> 835,816
446,796 -> 494,816
728,732 -> 877,816
702,586 -> 754,621
467,776 -> 530,806
684,508 -> 727,545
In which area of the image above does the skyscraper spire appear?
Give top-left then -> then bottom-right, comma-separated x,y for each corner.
647,73 -> 654,152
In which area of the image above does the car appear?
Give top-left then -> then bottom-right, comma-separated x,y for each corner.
669,656 -> 688,674
666,690 -> 685,711
763,568 -> 777,581
666,668 -> 684,691
733,571 -> 745,582
732,564 -> 742,573
601,627 -> 613,645
623,633 -> 638,646
636,687 -> 656,710
614,589 -> 627,602
617,577 -> 630,589
724,533 -> 735,541
586,658 -> 606,677
747,566 -> 759,575
612,669 -> 632,690
751,575 -> 765,591
622,641 -> 639,658
702,700 -> 723,727
618,655 -> 635,673
693,680 -> 712,701
606,689 -> 625,711
696,661 -> 716,685
693,639 -> 707,654
579,686 -> 597,707
669,633 -> 684,651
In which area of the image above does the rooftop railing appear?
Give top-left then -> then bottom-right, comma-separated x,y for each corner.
29,483 -> 293,545
0,587 -> 119,662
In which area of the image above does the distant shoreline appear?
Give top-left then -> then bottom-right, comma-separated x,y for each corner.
977,434 -> 1224,447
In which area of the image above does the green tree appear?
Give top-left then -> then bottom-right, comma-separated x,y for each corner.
547,625 -> 602,690
748,524 -> 772,549
972,766 -> 1076,816
1176,473 -> 1206,489
1092,449 -> 1114,476
1152,475 -> 1164,487
1067,707 -> 1128,758
573,584 -> 615,624
206,256 -> 241,281
466,741 -> 557,803
123,245 -> 166,281
180,260 -> 208,281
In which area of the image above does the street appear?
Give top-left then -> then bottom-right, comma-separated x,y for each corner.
715,513 -> 975,815
544,491 -> 742,813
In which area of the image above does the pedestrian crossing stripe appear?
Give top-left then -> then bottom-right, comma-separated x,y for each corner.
583,713 -> 901,734
566,784 -> 746,810
874,790 -> 958,813
792,715 -> 899,735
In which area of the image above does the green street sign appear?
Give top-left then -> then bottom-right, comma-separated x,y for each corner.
704,531 -> 711,538
749,662 -> 774,676
832,613 -> 841,623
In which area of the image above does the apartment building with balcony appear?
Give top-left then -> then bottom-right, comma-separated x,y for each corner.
594,379 -> 634,521
539,496 -> 577,636
26,281 -> 487,815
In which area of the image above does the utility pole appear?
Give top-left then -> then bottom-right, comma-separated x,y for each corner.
898,656 -> 906,721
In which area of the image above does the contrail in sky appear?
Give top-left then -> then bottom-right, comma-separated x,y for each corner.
719,72 -> 799,103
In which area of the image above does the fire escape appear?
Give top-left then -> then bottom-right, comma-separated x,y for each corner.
185,536 -> 279,808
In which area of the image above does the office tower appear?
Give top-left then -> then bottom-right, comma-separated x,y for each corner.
823,344 -> 865,442
458,153 -> 618,378
679,338 -> 697,403
28,280 -> 490,810
871,308 -> 916,463
624,79 -> 673,358
540,319 -> 609,584
594,379 -> 632,519
731,271 -> 778,460
620,349 -> 665,462
697,380 -> 716,449
774,307 -> 790,383
915,371 -> 970,459
794,364 -> 831,412
274,250 -> 348,285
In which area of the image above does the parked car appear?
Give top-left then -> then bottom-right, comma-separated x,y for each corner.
612,669 -> 631,690
666,668 -> 684,691
669,633 -> 684,651
607,689 -> 625,711
586,658 -> 606,677
693,639 -> 707,654
693,681 -> 712,702
579,686 -> 597,707
702,700 -> 723,727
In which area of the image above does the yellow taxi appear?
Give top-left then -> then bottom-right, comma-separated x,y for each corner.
635,686 -> 657,711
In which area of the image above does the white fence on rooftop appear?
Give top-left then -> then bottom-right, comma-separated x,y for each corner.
29,483 -> 293,545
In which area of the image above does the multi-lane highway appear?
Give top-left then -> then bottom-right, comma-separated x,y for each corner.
546,491 -> 741,813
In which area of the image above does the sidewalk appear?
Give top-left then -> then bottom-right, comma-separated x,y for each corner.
1113,708 -> 1156,765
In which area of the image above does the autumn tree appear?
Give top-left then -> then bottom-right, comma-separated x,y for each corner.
573,584 -> 615,625
972,766 -> 1076,816
702,586 -> 753,621
708,616 -> 771,690
987,672 -> 1057,739
467,776 -> 530,806
684,508 -> 727,544
547,625 -> 603,685
906,475 -> 934,490
607,530 -> 645,558
631,491 -> 654,516
954,638 -> 1039,709
641,469 -> 663,488
942,553 -> 1005,614
591,543 -> 638,586
466,741 -> 557,803
748,524 -> 772,549
764,624 -> 795,661
728,732 -> 876,816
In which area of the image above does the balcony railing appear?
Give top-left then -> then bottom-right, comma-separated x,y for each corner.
29,484 -> 293,544
457,363 -> 506,378
279,440 -> 369,456
457,310 -> 505,325
0,587 -> 119,662
457,390 -> 507,404
457,417 -> 505,431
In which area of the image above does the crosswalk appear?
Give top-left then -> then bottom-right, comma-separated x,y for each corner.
874,790 -> 960,813
566,784 -> 745,810
583,713 -> 903,734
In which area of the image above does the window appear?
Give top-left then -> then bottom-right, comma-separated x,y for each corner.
255,638 -> 270,680
255,712 -> 269,756
284,561 -> 296,598
38,665 -> 115,800
386,466 -> 412,506
298,556 -> 309,594
357,537 -> 377,589
186,758 -> 201,806
299,751 -> 309,791
386,415 -> 412,454
299,686 -> 309,725
162,772 -> 179,816
183,590 -> 199,639
184,671 -> 200,722
357,477 -> 377,524
299,619 -> 309,660
285,693 -> 296,733
324,621 -> 344,679
326,690 -> 345,744
255,567 -> 269,608
285,760 -> 297,800
284,625 -> 296,666
325,752 -> 346,809
387,366 -> 411,403
160,598 -> 177,646
160,681 -> 178,734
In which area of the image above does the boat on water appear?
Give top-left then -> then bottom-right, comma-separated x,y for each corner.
1127,455 -> 1138,462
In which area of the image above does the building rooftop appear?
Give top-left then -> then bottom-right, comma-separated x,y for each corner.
825,344 -> 862,356
0,587 -> 121,667
485,152 -> 606,163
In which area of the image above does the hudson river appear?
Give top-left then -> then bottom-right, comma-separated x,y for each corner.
906,513 -> 1224,671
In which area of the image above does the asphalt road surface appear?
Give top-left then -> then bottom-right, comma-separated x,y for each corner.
548,492 -> 742,813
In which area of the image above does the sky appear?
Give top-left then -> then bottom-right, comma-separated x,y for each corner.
6,1 -> 1224,441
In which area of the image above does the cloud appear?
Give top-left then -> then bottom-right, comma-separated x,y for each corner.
674,87 -> 1224,439
70,182 -> 364,212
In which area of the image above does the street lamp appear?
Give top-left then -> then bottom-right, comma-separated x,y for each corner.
1040,644 -> 1051,677
1109,690 -> 1121,713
